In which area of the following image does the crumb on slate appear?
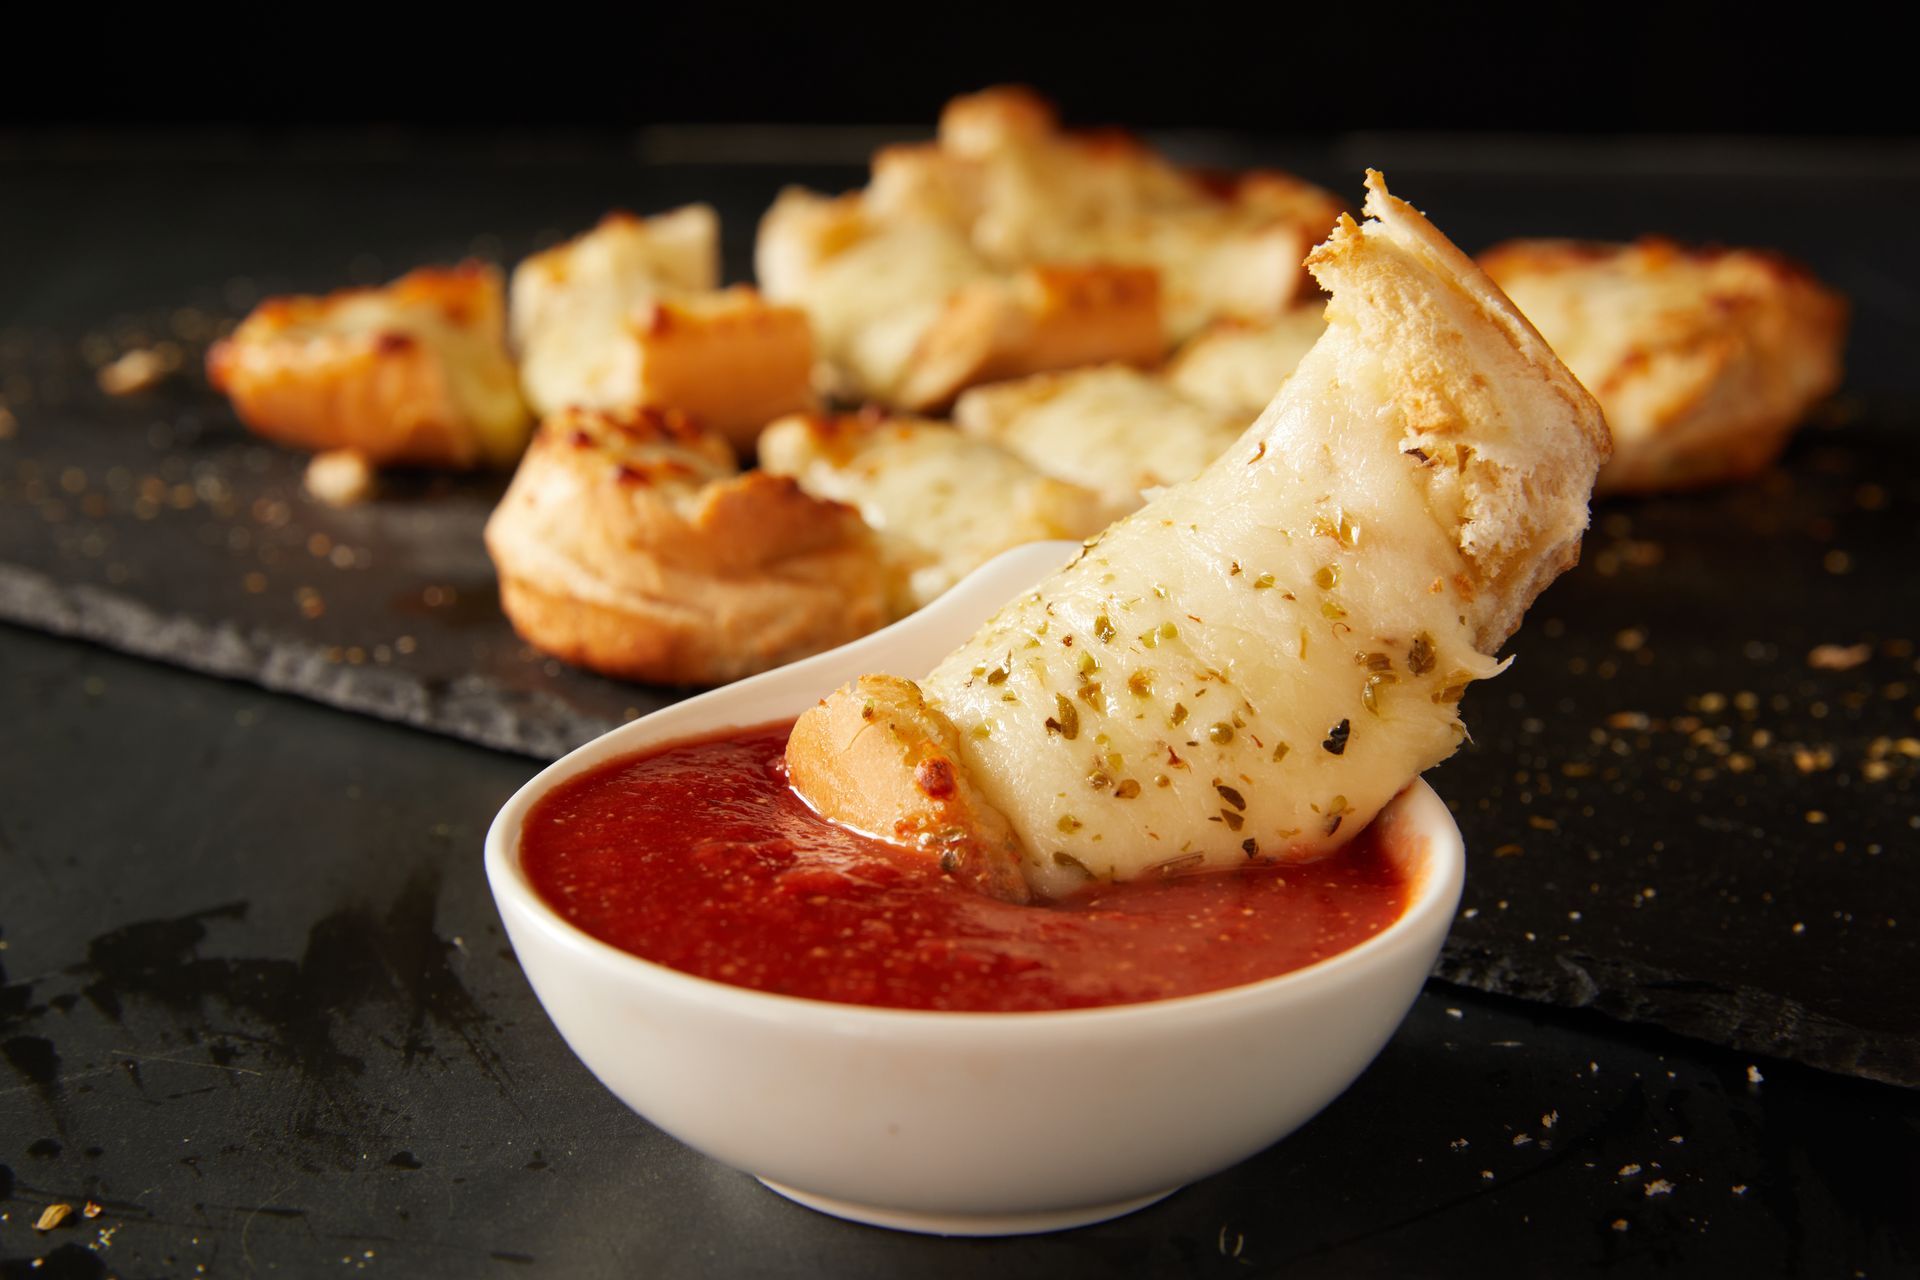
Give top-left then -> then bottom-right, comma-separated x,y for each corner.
305,449 -> 378,507
1808,643 -> 1871,671
98,344 -> 182,395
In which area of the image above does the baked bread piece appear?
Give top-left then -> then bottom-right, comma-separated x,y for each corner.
510,206 -> 718,385
756,87 -> 1339,409
485,406 -> 889,686
207,262 -> 531,468
1163,306 -> 1328,418
1480,238 -> 1846,494
757,410 -> 1118,612
953,365 -> 1248,510
512,207 -> 812,449
866,87 -> 1345,339
528,282 -> 815,451
787,173 -> 1609,901
756,190 -> 1161,411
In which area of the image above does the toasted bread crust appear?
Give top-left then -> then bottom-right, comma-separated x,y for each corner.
624,287 -> 817,448
1306,173 -> 1610,650
788,172 -> 1608,899
207,262 -> 530,469
511,208 -> 814,447
1480,237 -> 1847,494
756,86 -> 1342,408
897,264 -> 1164,411
785,674 -> 1031,902
485,407 -> 889,686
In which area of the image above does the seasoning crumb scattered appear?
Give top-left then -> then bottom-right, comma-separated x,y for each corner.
34,1203 -> 73,1232
1747,1066 -> 1765,1084
82,1201 -> 102,1219
1808,643 -> 1871,671
1732,1185 -> 1748,1196
303,449 -> 378,506
1445,1007 -> 1463,1020
1792,747 -> 1833,774
97,345 -> 180,395
1645,1179 -> 1674,1198
1612,1219 -> 1630,1232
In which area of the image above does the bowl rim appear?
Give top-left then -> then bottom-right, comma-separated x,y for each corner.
485,712 -> 1464,1032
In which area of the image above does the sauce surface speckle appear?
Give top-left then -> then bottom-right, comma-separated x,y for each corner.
522,722 -> 1409,1012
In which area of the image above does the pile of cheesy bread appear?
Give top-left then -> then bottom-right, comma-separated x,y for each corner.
205,88 -> 1847,687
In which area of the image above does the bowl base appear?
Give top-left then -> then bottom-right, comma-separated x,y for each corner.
757,1179 -> 1179,1236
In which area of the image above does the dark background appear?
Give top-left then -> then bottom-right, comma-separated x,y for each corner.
7,17 -> 1913,136
7,17 -> 1920,1277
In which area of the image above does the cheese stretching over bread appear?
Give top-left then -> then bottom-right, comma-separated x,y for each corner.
207,262 -> 531,469
1480,238 -> 1846,494
758,411 -> 1118,612
786,173 -> 1609,902
511,208 -> 817,449
954,365 -> 1247,509
486,407 -> 888,685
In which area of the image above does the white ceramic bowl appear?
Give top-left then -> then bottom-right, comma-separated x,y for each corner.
485,543 -> 1466,1236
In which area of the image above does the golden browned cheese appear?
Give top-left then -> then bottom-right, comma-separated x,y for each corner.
1480,238 -> 1847,494
485,407 -> 889,686
870,87 -> 1345,339
1163,306 -> 1329,419
954,365 -> 1248,510
207,262 -> 531,469
788,173 -> 1609,902
757,410 -> 1118,613
946,308 -> 1329,512
756,189 -> 1163,412
756,86 -> 1342,409
510,208 -> 818,449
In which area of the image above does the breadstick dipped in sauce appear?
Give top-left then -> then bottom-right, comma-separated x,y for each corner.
785,173 -> 1610,904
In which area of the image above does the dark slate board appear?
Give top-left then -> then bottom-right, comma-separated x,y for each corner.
1432,413 -> 1920,1087
0,345 -> 652,760
2,135 -> 1917,1088
8,623 -> 1915,1276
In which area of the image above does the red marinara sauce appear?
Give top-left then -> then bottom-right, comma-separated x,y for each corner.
521,721 -> 1409,1013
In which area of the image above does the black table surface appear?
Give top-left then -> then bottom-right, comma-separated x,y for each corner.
4,130 -> 1920,1277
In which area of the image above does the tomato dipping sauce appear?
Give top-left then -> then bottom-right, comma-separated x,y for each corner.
521,722 -> 1410,1013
